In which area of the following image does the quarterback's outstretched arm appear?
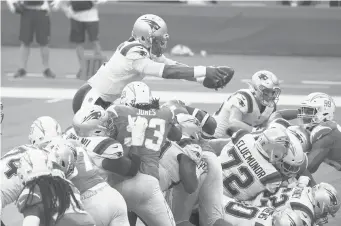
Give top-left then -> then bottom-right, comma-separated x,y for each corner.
133,58 -> 234,89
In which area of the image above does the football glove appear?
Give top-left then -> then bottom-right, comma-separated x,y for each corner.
203,66 -> 234,90
128,115 -> 148,146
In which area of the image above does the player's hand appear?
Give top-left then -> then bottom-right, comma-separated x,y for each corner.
203,66 -> 234,90
128,115 -> 148,146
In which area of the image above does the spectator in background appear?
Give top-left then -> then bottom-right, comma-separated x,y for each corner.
6,0 -> 56,78
53,0 -> 106,78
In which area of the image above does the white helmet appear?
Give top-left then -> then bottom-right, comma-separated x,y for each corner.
298,92 -> 335,127
17,147 -> 53,184
276,132 -> 308,178
28,116 -> 62,148
267,118 -> 292,131
176,113 -> 202,140
45,138 -> 78,179
286,126 -> 311,152
272,207 -> 304,226
120,81 -> 153,107
313,182 -> 341,225
132,14 -> 169,57
73,105 -> 115,137
249,70 -> 281,107
255,127 -> 290,164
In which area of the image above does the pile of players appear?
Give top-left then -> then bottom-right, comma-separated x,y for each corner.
1,13 -> 341,226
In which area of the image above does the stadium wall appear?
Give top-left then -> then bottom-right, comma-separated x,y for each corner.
1,2 -> 341,57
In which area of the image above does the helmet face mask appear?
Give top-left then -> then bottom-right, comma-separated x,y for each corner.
257,85 -> 281,107
150,33 -> 169,57
297,92 -> 335,127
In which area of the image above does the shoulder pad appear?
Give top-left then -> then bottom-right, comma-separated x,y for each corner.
17,186 -> 42,213
119,41 -> 149,60
231,129 -> 249,144
92,138 -> 123,159
182,143 -> 203,165
310,124 -> 333,143
230,91 -> 253,114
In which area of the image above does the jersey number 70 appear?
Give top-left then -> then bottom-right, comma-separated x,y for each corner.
125,116 -> 166,152
222,147 -> 254,196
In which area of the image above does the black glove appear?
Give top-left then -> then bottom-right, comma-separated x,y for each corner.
203,66 -> 234,90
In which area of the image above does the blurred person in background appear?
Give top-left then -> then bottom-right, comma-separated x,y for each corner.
6,0 -> 56,78
52,0 -> 106,78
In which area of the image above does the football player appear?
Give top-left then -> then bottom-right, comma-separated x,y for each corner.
17,138 -> 96,226
30,116 -> 131,226
159,113 -> 203,193
161,99 -> 217,138
297,92 -> 341,174
219,127 -> 289,201
223,195 -> 304,226
250,182 -> 340,226
75,81 -> 179,226
213,70 -> 280,137
72,14 -> 234,113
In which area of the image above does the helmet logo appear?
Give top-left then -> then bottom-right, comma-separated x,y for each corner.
82,111 -> 102,123
141,18 -> 161,32
258,74 -> 269,81
326,189 -> 338,206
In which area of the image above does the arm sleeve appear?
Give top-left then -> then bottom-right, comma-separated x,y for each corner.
133,58 -> 165,78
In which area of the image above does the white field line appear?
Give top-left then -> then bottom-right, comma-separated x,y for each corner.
3,87 -> 341,107
301,80 -> 341,86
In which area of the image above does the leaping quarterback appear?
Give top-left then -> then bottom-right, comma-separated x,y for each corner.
72,14 -> 234,113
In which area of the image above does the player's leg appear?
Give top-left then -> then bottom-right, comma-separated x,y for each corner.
114,172 -> 176,226
81,183 -> 129,226
197,152 -> 225,226
69,19 -> 86,78
86,21 -> 102,56
171,183 -> 199,226
15,9 -> 34,78
34,9 -> 55,78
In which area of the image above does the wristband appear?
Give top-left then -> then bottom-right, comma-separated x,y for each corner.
194,66 -> 206,78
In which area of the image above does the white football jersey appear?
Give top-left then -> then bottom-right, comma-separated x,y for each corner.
250,186 -> 314,226
63,127 -> 124,182
159,139 -> 202,191
223,196 -> 274,226
0,145 -> 35,207
87,40 -> 164,103
219,131 -> 282,201
213,89 -> 276,138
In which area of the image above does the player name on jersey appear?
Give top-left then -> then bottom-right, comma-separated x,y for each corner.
137,109 -> 157,116
235,139 -> 266,178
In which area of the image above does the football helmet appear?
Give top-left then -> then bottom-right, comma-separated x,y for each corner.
286,125 -> 311,152
17,147 -> 53,184
132,14 -> 169,57
120,81 -> 153,106
298,92 -> 335,127
73,105 -> 115,137
249,70 -> 281,107
272,207 -> 304,226
276,131 -> 308,177
313,182 -> 341,225
28,116 -> 62,148
45,138 -> 78,179
176,113 -> 202,140
255,127 -> 290,164
267,118 -> 292,132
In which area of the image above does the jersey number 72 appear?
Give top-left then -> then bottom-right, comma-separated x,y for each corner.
125,116 -> 166,152
222,147 -> 254,196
